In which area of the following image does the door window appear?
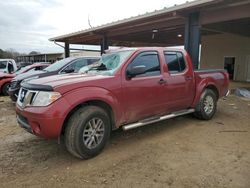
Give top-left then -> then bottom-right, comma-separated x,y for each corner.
87,58 -> 99,65
164,52 -> 186,74
127,51 -> 160,78
74,59 -> 88,72
61,58 -> 88,73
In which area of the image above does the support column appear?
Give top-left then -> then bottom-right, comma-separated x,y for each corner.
64,42 -> 70,58
101,35 -> 109,55
184,12 -> 200,69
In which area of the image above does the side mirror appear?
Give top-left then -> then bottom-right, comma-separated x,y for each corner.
127,65 -> 146,78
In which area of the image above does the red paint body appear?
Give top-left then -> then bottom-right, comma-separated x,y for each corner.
0,76 -> 13,93
16,48 -> 229,139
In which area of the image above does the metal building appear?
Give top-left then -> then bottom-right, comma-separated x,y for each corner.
49,0 -> 250,82
16,51 -> 100,64
17,53 -> 64,63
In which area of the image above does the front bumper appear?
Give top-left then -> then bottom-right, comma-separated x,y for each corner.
16,97 -> 70,139
17,113 -> 33,134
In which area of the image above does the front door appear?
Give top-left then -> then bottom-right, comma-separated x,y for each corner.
122,51 -> 167,123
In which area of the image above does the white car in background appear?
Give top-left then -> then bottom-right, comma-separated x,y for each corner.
0,59 -> 17,73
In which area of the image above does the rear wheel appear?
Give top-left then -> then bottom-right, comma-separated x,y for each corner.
2,82 -> 10,96
64,106 -> 111,159
194,89 -> 217,120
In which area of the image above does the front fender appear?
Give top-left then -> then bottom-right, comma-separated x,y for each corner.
60,86 -> 122,127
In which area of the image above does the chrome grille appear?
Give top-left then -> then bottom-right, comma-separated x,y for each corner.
19,88 -> 28,103
17,88 -> 38,108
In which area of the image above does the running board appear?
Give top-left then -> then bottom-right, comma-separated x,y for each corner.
122,109 -> 195,131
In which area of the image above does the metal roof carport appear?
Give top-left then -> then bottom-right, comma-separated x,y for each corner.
49,0 -> 250,69
17,53 -> 64,63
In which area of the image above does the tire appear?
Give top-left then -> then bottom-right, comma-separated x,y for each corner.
64,106 -> 111,159
2,82 -> 10,96
194,89 -> 217,120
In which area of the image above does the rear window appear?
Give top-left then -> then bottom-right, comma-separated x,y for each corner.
164,52 -> 186,74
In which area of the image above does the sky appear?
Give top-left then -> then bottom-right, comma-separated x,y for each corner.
0,0 -> 195,53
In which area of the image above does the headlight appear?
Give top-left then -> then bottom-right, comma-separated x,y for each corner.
32,91 -> 61,106
10,80 -> 19,88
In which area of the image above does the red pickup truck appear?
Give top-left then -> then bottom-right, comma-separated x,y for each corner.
16,47 -> 229,159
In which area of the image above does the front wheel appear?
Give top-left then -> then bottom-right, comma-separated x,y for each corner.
2,82 -> 10,96
64,106 -> 111,159
194,89 -> 217,120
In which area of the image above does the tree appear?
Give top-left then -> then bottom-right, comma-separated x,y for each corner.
0,48 -> 27,59
0,48 -> 14,58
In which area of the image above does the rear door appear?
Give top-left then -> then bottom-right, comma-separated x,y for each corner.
163,51 -> 195,111
122,51 -> 168,122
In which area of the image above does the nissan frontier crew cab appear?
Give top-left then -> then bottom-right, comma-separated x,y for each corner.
16,47 -> 229,159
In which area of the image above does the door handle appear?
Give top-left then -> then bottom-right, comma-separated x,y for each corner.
158,79 -> 167,85
185,76 -> 193,81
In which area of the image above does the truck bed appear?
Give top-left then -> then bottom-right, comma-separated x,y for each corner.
194,69 -> 229,98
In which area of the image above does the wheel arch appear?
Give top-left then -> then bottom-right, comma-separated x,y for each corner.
61,99 -> 116,137
205,84 -> 219,100
1,81 -> 11,95
192,79 -> 220,107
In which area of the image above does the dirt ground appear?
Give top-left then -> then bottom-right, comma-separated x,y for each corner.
0,84 -> 250,188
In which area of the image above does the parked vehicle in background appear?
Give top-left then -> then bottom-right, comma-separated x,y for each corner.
15,47 -> 229,159
0,59 -> 17,73
1,63 -> 49,96
9,56 -> 100,101
19,62 -> 52,68
14,63 -> 49,75
0,73 -> 13,96
0,63 -> 49,96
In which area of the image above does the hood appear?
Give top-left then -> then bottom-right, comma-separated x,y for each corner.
25,73 -> 113,93
14,70 -> 45,81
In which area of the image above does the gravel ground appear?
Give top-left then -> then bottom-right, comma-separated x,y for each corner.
0,87 -> 250,188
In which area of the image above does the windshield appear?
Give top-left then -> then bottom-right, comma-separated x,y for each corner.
44,57 -> 75,72
15,67 -> 24,74
79,50 -> 135,76
15,65 -> 32,74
